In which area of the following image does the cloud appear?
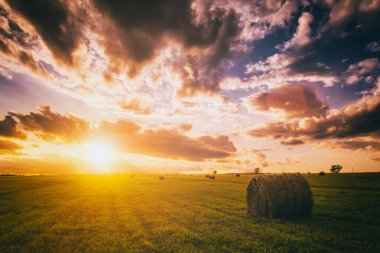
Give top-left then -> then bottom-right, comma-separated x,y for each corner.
243,52 -> 339,89
344,58 -> 379,85
280,139 -> 305,145
118,98 -> 151,115
2,105 -> 237,161
282,12 -> 314,50
0,115 -> 26,139
250,84 -> 329,118
0,139 -> 22,154
6,0 -> 82,65
0,5 -> 35,49
327,139 -> 380,151
92,0 -> 242,96
179,123 -> 192,132
269,0 -> 299,28
367,41 -> 380,52
325,0 -> 380,33
0,5 -> 47,75
198,135 -> 236,152
368,154 -> 380,162
253,149 -> 268,167
9,105 -> 89,142
248,80 -> 380,147
96,120 -> 236,161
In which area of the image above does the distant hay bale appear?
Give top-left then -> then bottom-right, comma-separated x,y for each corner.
209,175 -> 215,179
205,174 -> 210,178
246,174 -> 313,219
235,173 -> 240,177
319,171 -> 325,176
159,176 -> 165,180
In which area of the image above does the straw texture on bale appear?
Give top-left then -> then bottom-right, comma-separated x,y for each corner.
246,174 -> 313,219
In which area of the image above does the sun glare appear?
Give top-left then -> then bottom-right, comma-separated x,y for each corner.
84,142 -> 115,173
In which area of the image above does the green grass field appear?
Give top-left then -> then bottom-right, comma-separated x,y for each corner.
0,173 -> 379,253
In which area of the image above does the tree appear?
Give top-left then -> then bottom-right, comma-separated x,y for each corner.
213,170 -> 217,175
330,164 -> 342,173
254,168 -> 260,174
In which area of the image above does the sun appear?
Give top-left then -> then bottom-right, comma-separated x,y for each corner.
84,142 -> 115,173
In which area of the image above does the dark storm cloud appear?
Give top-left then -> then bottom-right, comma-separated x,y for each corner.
250,84 -> 329,118
6,0 -> 82,64
93,0 -> 241,94
94,0 -> 229,63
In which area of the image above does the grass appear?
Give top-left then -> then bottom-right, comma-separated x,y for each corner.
0,173 -> 379,253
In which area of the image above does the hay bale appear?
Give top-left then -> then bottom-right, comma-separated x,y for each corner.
246,174 -> 313,219
319,171 -> 325,176
205,174 -> 210,178
159,176 -> 165,180
235,173 -> 241,177
209,175 -> 215,179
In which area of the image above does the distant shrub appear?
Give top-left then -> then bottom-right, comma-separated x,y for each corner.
205,174 -> 210,178
213,170 -> 217,175
246,174 -> 313,219
319,171 -> 325,176
330,165 -> 342,173
254,168 -> 260,174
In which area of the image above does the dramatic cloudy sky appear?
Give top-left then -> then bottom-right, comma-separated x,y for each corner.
0,0 -> 379,174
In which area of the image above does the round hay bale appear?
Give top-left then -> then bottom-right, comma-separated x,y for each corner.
205,174 -> 210,178
235,173 -> 240,177
246,174 -> 313,219
158,176 -> 165,180
209,175 -> 215,179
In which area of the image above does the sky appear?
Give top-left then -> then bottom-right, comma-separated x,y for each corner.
0,0 -> 380,174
